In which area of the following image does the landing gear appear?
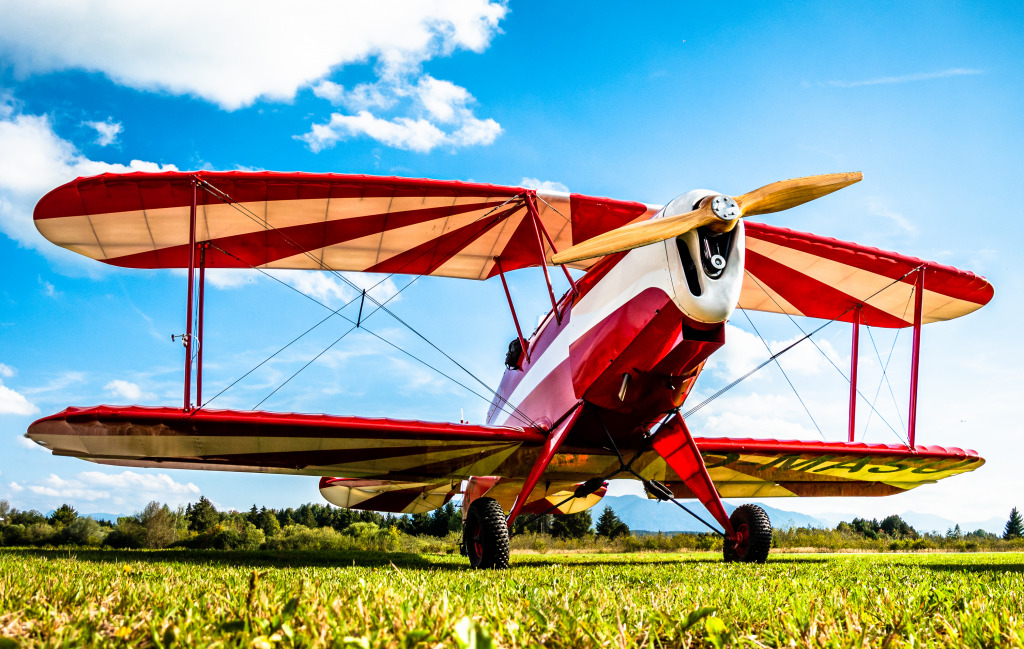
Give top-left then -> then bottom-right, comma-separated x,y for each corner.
463,497 -> 510,569
723,504 -> 772,563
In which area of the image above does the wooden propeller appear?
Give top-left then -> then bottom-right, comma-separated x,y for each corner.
551,172 -> 862,265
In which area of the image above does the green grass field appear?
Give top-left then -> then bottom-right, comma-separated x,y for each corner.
1,549 -> 1022,648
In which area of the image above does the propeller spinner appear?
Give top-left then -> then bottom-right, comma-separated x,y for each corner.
551,172 -> 862,265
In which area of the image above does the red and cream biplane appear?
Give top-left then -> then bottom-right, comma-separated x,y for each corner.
25,171 -> 993,567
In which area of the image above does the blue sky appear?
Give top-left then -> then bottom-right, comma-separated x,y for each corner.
0,1 -> 1021,524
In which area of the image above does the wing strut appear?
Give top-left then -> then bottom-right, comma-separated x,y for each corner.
908,267 -> 925,448
652,414 -> 735,537
505,402 -> 585,526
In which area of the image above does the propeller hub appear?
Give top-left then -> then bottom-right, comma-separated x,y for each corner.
711,195 -> 741,221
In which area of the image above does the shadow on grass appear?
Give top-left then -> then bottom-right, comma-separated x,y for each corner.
0,546 -> 832,571
894,561 -> 1024,574
0,547 -> 457,570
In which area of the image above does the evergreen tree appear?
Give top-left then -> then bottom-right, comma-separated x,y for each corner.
595,506 -> 629,539
49,504 -> 78,527
1004,507 -> 1023,540
139,502 -> 180,548
256,507 -> 281,537
186,496 -> 220,533
550,510 -> 592,539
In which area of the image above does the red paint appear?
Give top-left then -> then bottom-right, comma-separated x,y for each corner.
506,402 -> 584,525
746,221 -> 993,307
31,405 -> 545,442
495,257 -> 529,365
746,248 -> 909,328
197,243 -> 207,408
848,304 -> 861,442
653,415 -> 734,536
183,179 -> 197,411
908,267 -> 925,448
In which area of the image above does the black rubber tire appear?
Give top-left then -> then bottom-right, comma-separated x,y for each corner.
463,497 -> 510,569
723,504 -> 772,563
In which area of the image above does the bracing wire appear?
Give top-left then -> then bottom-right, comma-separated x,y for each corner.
740,308 -> 826,440
861,286 -> 916,440
193,180 -> 539,426
739,268 -> 919,445
198,242 -> 538,427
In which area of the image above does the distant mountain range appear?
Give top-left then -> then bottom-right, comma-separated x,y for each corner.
73,499 -> 1006,536
598,496 -> 1007,535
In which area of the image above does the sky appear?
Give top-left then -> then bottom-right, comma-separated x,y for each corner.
0,0 -> 1021,526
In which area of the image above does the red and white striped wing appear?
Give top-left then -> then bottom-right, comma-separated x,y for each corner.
740,222 -> 994,327
33,171 -> 658,280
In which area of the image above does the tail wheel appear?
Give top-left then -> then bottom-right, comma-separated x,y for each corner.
723,504 -> 772,563
463,497 -> 510,569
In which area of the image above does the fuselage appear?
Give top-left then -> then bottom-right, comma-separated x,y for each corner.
487,192 -> 746,449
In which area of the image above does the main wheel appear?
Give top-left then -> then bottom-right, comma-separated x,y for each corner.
463,497 -> 510,569
723,504 -> 772,563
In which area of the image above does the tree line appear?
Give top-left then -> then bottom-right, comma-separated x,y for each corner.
0,498 -> 1020,552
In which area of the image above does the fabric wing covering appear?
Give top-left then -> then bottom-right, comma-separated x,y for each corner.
34,171 -> 992,327
32,171 -> 658,279
27,406 -> 983,500
740,222 -> 993,327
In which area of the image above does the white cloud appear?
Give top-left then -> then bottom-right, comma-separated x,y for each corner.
826,68 -> 982,88
520,178 -> 571,193
23,470 -> 200,505
0,104 -> 176,256
104,379 -> 156,402
867,198 -> 917,234
299,74 -> 501,153
706,323 -> 843,382
270,270 -> 400,308
84,119 -> 122,146
0,1 -> 507,110
9,481 -> 24,493
0,364 -> 38,415
38,276 -> 58,297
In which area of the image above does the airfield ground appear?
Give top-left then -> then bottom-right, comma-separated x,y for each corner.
1,549 -> 1021,647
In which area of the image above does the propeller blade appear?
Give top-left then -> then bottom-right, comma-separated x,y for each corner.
734,172 -> 862,216
550,171 -> 862,265
550,201 -> 718,265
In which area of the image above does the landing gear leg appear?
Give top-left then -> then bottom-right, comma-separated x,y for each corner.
723,504 -> 772,563
463,497 -> 510,569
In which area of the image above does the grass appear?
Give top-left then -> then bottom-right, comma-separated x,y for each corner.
1,548 -> 1022,648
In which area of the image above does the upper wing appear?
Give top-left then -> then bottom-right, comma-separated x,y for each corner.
27,405 -> 545,479
740,222 -> 994,327
33,171 -> 657,280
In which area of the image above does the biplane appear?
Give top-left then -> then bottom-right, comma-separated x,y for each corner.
25,170 -> 993,567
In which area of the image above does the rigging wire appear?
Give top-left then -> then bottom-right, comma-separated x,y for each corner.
680,266 -> 923,438
194,179 -> 538,426
739,308 -> 826,440
196,241 -> 540,423
864,326 -> 907,437
197,243 -> 538,427
861,287 -> 916,440
739,269 -> 917,445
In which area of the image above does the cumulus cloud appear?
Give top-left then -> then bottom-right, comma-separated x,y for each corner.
0,102 -> 176,256
23,470 -> 200,507
104,379 -> 157,402
705,323 -> 843,382
0,1 -> 507,110
299,74 -> 501,153
84,119 -> 122,146
0,363 -> 39,416
520,178 -> 571,193
271,270 -> 400,309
